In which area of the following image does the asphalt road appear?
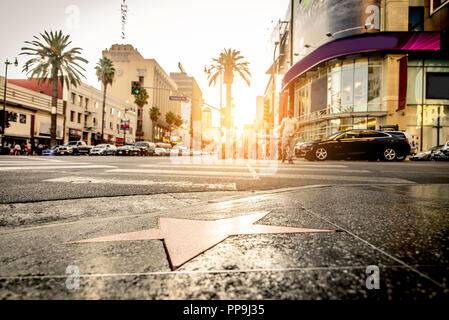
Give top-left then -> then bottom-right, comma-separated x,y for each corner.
0,155 -> 448,300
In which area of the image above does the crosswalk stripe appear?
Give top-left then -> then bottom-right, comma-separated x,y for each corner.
0,165 -> 116,171
140,165 -> 370,174
43,176 -> 237,190
0,162 -> 90,166
106,169 -> 414,184
145,163 -> 348,169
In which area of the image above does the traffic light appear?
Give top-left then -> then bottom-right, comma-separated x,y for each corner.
131,81 -> 141,95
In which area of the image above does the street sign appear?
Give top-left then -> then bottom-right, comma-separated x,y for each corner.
169,96 -> 188,102
121,120 -> 130,130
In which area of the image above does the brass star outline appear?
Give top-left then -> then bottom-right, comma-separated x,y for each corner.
69,212 -> 335,270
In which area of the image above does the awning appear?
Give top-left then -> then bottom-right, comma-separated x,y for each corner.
282,32 -> 441,90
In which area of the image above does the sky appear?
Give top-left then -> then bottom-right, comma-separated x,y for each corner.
0,0 -> 290,128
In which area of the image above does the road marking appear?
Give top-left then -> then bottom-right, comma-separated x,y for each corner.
44,176 -> 237,190
0,162 -> 90,166
246,164 -> 260,180
0,165 -> 116,171
141,165 -> 370,174
142,164 -> 349,169
106,169 -> 414,184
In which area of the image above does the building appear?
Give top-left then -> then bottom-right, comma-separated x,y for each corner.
170,69 -> 203,147
268,0 -> 449,151
0,76 -> 64,149
3,77 -> 137,147
102,44 -> 179,142
202,107 -> 212,134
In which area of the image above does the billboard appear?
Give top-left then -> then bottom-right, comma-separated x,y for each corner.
292,0 -> 381,65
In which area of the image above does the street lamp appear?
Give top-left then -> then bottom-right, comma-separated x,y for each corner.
1,57 -> 18,142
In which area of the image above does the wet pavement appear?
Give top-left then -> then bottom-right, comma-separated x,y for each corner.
1,183 -> 448,300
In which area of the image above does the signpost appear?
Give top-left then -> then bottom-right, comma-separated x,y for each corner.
121,120 -> 130,146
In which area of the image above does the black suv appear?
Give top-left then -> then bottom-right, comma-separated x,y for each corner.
300,130 -> 411,161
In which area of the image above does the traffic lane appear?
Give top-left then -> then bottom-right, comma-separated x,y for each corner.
295,184 -> 449,286
0,187 -> 447,299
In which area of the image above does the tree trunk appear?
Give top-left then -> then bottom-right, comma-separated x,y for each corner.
50,71 -> 59,147
101,83 -> 107,144
225,83 -> 232,158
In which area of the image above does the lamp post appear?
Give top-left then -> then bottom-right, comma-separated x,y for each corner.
1,58 -> 18,142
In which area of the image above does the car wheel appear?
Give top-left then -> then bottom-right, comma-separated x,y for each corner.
315,147 -> 328,161
383,147 -> 397,161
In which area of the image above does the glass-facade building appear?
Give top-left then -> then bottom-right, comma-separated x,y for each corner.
277,0 -> 449,151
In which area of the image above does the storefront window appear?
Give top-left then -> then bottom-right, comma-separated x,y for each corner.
341,67 -> 354,112
354,64 -> 368,112
328,64 -> 341,114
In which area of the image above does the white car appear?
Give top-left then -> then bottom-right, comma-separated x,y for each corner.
154,148 -> 166,156
90,144 -> 117,156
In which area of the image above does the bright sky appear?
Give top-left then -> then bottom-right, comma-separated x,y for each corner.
0,0 -> 290,129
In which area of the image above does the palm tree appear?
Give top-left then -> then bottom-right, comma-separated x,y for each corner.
20,30 -> 88,146
205,48 -> 251,151
134,88 -> 149,141
174,114 -> 183,128
149,106 -> 161,141
165,111 -> 176,134
95,57 -> 115,144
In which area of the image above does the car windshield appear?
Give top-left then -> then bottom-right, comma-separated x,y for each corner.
135,143 -> 146,147
326,132 -> 342,140
95,145 -> 107,149
64,142 -> 77,146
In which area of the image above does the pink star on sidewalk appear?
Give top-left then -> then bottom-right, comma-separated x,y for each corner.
70,212 -> 335,270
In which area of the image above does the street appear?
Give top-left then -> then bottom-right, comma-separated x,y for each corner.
0,155 -> 448,299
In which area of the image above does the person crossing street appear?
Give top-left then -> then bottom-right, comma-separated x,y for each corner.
279,109 -> 299,164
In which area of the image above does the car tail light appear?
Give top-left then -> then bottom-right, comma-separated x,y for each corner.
405,139 -> 409,145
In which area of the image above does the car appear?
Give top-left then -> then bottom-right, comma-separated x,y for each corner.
301,129 -> 411,161
135,142 -> 156,156
154,148 -> 166,156
42,145 -> 58,156
116,145 -> 142,156
383,130 -> 417,157
162,148 -> 171,156
410,145 -> 444,161
57,141 -> 92,156
432,148 -> 449,161
90,144 -> 117,156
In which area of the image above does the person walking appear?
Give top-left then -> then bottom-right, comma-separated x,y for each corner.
14,143 -> 21,156
279,109 -> 299,164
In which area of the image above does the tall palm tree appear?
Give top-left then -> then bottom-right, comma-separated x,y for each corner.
205,48 -> 251,151
95,57 -> 115,144
149,106 -> 161,142
20,30 -> 88,146
134,88 -> 149,141
165,111 -> 176,135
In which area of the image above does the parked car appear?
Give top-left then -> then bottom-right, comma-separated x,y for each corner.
383,130 -> 417,158
410,145 -> 444,161
116,145 -> 142,156
90,144 -> 117,156
432,148 -> 449,161
154,148 -> 166,156
135,142 -> 156,156
301,129 -> 411,161
42,145 -> 58,156
57,141 -> 92,156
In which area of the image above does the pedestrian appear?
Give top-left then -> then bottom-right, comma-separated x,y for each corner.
37,143 -> 43,156
27,142 -> 32,156
14,143 -> 21,156
279,109 -> 299,164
